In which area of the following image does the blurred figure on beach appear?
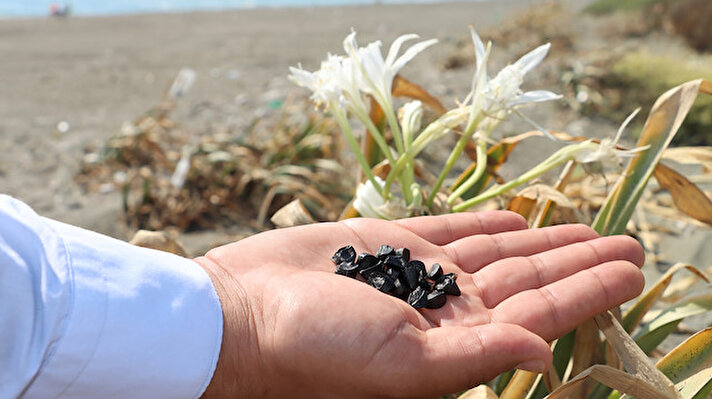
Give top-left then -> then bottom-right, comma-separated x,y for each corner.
49,2 -> 72,18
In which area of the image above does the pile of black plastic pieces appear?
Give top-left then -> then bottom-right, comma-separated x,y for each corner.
331,244 -> 461,309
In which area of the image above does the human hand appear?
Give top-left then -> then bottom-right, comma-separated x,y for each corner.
195,211 -> 644,398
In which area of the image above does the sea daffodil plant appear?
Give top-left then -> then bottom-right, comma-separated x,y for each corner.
289,28 -> 647,219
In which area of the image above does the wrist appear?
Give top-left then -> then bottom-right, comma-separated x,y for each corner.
193,256 -> 260,398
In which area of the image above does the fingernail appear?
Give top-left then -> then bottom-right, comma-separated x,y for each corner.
515,360 -> 546,373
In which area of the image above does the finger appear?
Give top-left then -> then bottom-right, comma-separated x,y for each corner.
394,211 -> 527,246
387,323 -> 551,397
475,235 -> 645,307
491,260 -> 644,341
445,224 -> 599,273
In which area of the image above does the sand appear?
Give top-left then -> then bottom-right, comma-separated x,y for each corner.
2,0 -> 595,238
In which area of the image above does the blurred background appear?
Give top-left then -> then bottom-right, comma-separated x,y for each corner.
0,0 -> 710,260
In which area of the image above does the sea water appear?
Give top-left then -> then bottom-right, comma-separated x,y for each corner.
0,0 -> 478,18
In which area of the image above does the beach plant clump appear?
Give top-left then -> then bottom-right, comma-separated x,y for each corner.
76,96 -> 352,231
290,28 -> 712,399
289,28 -> 645,220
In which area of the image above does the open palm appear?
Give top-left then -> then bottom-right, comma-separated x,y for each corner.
197,211 -> 644,399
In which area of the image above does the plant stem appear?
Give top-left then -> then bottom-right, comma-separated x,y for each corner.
383,152 -> 410,196
331,106 -> 382,196
426,109 -> 484,208
447,133 -> 487,204
352,108 -> 396,167
452,142 -> 590,212
384,107 -> 470,198
426,133 -> 470,208
373,97 -> 415,203
352,103 -> 415,202
383,102 -> 405,154
397,109 -> 416,204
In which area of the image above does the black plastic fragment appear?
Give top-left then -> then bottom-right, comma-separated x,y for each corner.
403,262 -> 422,290
384,254 -> 406,270
391,278 -> 408,299
435,273 -> 461,296
407,286 -> 428,308
425,290 -> 447,309
395,247 -> 410,262
385,267 -> 400,280
376,244 -> 395,260
357,253 -> 379,269
359,261 -> 383,279
427,263 -> 443,281
368,271 -> 395,293
332,245 -> 356,264
335,261 -> 359,278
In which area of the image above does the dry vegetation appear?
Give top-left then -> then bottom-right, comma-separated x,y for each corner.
76,98 -> 352,232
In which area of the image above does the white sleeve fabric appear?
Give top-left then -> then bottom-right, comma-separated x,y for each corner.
0,195 -> 223,399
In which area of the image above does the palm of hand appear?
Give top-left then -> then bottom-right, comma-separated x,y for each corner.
198,212 -> 644,398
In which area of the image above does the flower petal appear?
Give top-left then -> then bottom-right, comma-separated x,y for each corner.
469,26 -> 487,73
288,64 -> 316,83
385,33 -> 420,67
353,177 -> 387,218
514,42 -> 551,75
399,100 -> 423,141
390,38 -> 438,75
508,90 -> 562,107
613,107 -> 641,144
513,109 -> 559,141
343,30 -> 359,56
615,146 -> 649,158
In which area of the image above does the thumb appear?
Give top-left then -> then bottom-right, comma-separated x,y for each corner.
402,323 -> 552,397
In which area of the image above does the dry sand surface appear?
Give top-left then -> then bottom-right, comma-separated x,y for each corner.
0,0 -> 601,239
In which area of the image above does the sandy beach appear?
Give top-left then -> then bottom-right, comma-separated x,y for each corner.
1,0 -> 585,237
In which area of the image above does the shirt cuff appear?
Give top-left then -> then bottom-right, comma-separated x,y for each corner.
24,218 -> 223,399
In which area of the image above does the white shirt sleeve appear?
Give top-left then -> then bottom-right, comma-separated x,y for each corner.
0,195 -> 223,399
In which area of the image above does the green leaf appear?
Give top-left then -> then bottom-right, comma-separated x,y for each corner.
657,328 -> 712,384
552,330 -> 576,381
636,320 -> 681,355
592,79 -> 712,236
622,263 -> 711,333
634,290 -> 712,354
492,369 -> 515,395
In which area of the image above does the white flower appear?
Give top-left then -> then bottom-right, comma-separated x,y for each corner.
353,176 -> 411,220
572,108 -> 648,169
290,53 -> 373,118
290,30 -> 436,119
398,100 -> 423,144
469,28 -> 561,116
343,31 -> 437,112
289,54 -> 347,109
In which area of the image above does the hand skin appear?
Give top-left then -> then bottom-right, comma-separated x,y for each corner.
195,211 -> 645,399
